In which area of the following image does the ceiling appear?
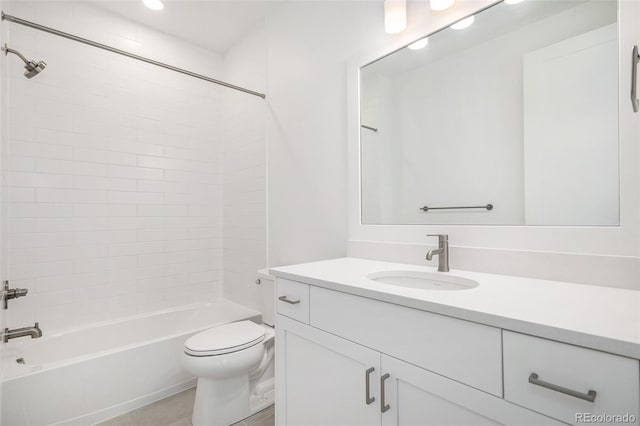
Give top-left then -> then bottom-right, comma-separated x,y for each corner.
94,0 -> 284,53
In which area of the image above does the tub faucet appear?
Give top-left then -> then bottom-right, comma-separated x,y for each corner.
3,322 -> 42,343
426,234 -> 449,272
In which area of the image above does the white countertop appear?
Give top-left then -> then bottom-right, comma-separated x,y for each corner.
270,257 -> 640,359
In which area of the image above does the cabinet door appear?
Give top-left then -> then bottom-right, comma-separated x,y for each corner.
276,315 -> 381,426
380,355 -> 563,426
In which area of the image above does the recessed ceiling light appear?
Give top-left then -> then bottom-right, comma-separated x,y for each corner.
143,0 -> 164,11
408,38 -> 429,50
451,16 -> 474,30
430,0 -> 455,11
505,0 -> 525,4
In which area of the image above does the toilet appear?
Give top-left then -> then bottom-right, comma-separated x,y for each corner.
183,269 -> 275,426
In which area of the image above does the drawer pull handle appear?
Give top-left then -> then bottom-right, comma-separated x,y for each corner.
380,373 -> 390,413
528,373 -> 597,403
365,367 -> 375,405
278,296 -> 300,305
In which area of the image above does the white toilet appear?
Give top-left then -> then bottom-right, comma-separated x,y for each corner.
183,270 -> 275,426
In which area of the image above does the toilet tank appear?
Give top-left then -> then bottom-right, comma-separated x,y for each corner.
257,269 -> 275,326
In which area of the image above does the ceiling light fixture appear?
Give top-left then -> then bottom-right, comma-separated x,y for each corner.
142,0 -> 164,11
429,0 -> 455,11
408,37 -> 429,50
504,0 -> 525,4
384,0 -> 407,34
451,16 -> 474,30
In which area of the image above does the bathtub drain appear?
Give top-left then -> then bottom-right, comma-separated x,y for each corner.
16,358 -> 24,364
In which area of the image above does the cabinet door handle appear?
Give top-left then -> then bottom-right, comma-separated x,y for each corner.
365,367 -> 375,405
528,373 -> 597,403
380,373 -> 390,413
278,296 -> 300,305
632,45 -> 639,113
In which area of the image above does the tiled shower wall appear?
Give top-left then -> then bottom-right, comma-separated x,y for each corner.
222,25 -> 267,313
4,2 -> 225,330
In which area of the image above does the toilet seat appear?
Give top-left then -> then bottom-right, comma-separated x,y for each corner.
184,321 -> 266,357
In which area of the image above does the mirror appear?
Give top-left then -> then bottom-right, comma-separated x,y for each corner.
360,0 -> 619,226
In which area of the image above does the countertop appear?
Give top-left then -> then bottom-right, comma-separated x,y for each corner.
270,257 -> 640,359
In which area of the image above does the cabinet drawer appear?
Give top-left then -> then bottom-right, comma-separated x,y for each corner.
276,278 -> 310,323
503,331 -> 640,426
310,286 -> 503,396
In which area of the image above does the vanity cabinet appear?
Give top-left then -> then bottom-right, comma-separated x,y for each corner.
309,285 -> 503,396
275,279 -> 565,426
276,278 -> 310,323
380,355 -> 562,426
276,316 -> 381,426
503,331 -> 640,426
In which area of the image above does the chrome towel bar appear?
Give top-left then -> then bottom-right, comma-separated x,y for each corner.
419,204 -> 493,212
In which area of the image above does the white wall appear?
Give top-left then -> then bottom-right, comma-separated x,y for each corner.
3,1 -> 225,331
221,23 -> 268,312
265,1 -> 387,268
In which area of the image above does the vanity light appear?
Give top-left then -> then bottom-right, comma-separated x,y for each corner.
430,0 -> 455,11
451,15 -> 474,30
142,0 -> 164,11
384,0 -> 407,34
408,37 -> 429,50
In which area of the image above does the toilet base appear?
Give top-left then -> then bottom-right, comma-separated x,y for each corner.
192,375 -> 250,426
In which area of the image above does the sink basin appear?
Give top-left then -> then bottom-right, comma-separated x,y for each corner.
367,270 -> 478,291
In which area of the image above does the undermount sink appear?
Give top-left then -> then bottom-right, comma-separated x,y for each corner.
367,270 -> 479,291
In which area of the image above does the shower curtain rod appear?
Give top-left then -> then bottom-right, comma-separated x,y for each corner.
1,12 -> 266,99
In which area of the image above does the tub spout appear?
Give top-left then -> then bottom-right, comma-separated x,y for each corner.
3,322 -> 42,343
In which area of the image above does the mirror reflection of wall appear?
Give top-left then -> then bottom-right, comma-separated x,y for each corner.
360,0 -> 618,226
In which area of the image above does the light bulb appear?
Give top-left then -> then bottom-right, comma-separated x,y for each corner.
451,16 -> 474,30
384,0 -> 407,34
430,0 -> 455,11
143,0 -> 164,11
408,38 -> 429,50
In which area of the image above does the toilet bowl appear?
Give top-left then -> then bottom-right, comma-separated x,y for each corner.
183,320 -> 275,426
183,269 -> 276,426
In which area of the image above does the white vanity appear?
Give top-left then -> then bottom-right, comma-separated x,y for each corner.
271,0 -> 640,423
271,258 -> 640,426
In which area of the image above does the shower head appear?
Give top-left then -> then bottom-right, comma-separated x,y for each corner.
23,59 -> 47,78
2,43 -> 46,79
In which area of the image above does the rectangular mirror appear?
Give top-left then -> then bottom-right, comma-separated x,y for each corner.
360,0 -> 619,226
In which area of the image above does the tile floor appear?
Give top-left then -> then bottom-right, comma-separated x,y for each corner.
98,388 -> 275,426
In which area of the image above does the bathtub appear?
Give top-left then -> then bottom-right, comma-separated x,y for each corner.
1,300 -> 262,426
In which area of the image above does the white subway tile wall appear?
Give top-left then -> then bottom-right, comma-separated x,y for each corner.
5,1 -> 225,330
222,26 -> 267,312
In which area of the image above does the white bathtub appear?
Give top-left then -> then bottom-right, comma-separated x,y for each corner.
1,300 -> 261,426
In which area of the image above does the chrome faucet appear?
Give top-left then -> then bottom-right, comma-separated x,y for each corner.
3,322 -> 42,343
426,234 -> 449,272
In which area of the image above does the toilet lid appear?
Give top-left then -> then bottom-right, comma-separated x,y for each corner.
184,321 -> 266,356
